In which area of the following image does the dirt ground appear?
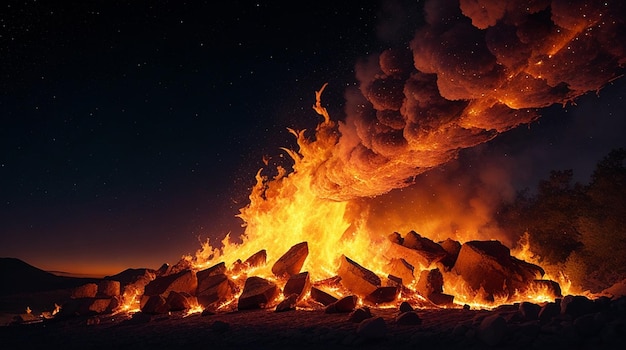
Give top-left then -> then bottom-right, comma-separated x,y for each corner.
2,301 -> 625,350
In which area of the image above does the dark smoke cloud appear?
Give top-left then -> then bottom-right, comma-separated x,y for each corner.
312,0 -> 625,201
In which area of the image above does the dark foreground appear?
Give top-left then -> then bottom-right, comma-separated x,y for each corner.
2,299 -> 626,350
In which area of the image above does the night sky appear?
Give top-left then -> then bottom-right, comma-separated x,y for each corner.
2,1 -> 625,277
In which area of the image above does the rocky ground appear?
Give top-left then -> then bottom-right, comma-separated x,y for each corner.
2,296 -> 626,350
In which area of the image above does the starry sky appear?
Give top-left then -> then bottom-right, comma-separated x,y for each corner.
1,1 -> 625,277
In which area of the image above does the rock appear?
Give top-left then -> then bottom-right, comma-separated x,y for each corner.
561,295 -> 595,318
141,295 -> 169,314
427,292 -> 455,306
365,286 -> 399,305
97,280 -> 120,297
574,312 -> 604,336
399,301 -> 414,313
237,276 -> 279,310
211,320 -> 230,333
275,293 -> 299,312
272,242 -> 308,278
337,255 -> 381,297
283,271 -> 310,301
439,238 -> 462,269
201,308 -> 215,316
196,273 -> 235,308
166,291 -> 194,311
71,283 -> 98,299
478,314 -> 508,346
197,262 -> 227,278
386,238 -> 445,270
386,258 -> 414,286
87,298 -> 113,314
231,250 -> 267,275
309,287 -> 338,306
396,310 -> 422,325
326,295 -> 357,313
539,301 -> 560,324
169,258 -> 193,275
519,301 -> 541,321
416,268 -> 444,297
348,307 -> 372,323
245,249 -> 267,268
403,231 -> 448,263
388,232 -> 403,245
453,240 -> 543,300
357,316 -> 387,339
156,263 -> 171,276
143,269 -> 198,297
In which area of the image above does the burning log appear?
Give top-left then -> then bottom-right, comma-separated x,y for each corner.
237,276 -> 279,310
337,255 -> 381,297
271,241 -> 308,278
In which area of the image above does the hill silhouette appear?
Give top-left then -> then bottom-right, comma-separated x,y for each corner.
0,257 -> 101,296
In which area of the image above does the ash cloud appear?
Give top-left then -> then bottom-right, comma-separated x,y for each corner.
312,0 -> 625,201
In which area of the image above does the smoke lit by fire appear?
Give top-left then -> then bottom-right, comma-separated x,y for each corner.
187,0 -> 625,307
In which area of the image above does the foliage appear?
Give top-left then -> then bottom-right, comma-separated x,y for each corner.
498,148 -> 626,292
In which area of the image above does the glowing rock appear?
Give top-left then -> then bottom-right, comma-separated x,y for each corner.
325,295 -> 357,313
166,291 -> 194,311
365,286 -> 399,305
271,242 -> 308,278
453,240 -> 544,301
196,273 -> 235,308
71,283 -> 98,299
143,269 -> 198,297
282,271 -> 310,301
97,280 -> 120,297
309,286 -> 338,306
386,258 -> 415,286
237,276 -> 279,310
337,255 -> 381,297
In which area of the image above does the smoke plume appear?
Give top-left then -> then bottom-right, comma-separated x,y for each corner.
311,0 -> 625,201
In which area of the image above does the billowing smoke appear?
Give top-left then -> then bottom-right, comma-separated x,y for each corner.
311,0 -> 625,201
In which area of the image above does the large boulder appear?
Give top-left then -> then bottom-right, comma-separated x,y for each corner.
453,240 -> 544,301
